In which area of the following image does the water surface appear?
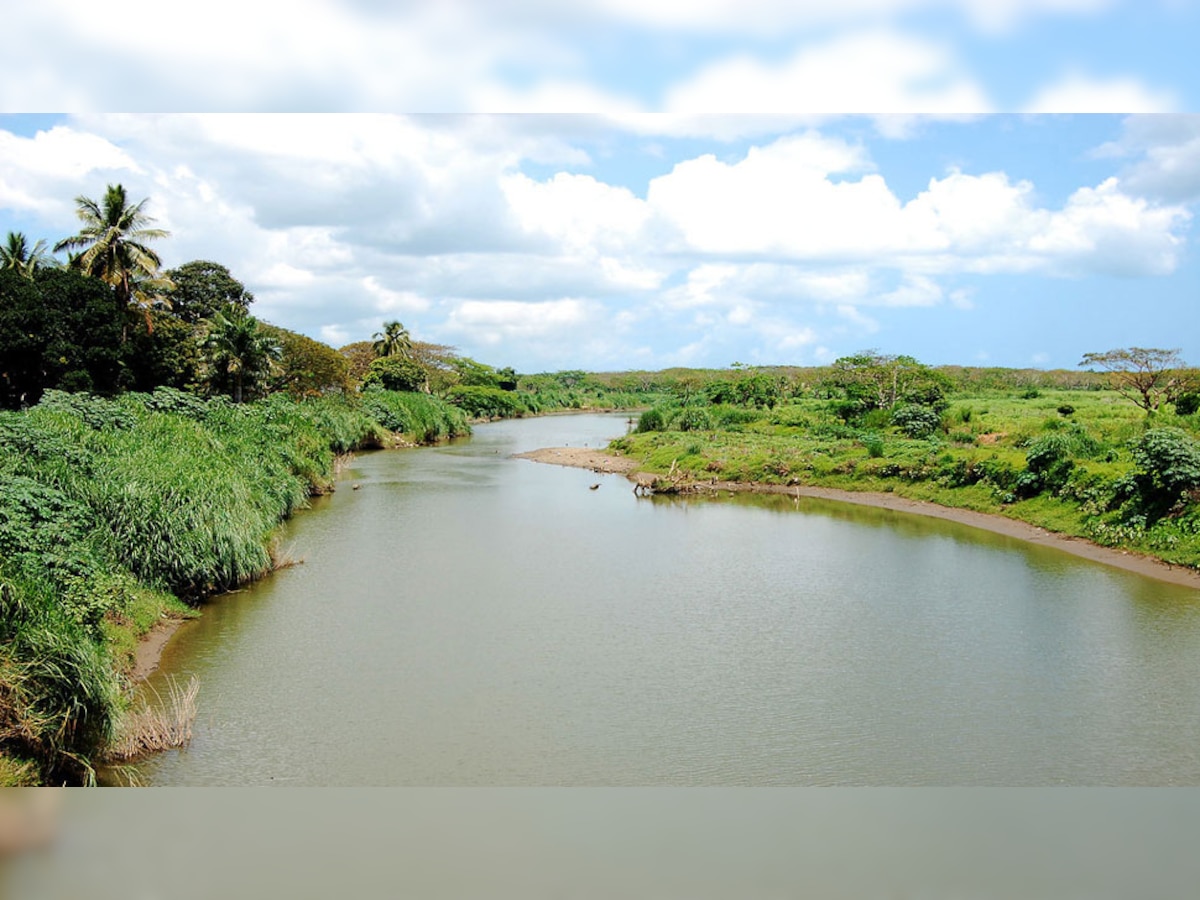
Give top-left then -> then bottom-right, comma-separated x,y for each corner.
129,413 -> 1200,785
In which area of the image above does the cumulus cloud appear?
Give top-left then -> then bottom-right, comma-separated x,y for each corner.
643,132 -> 1189,276
1098,115 -> 1200,203
1022,72 -> 1178,113
663,30 -> 992,127
0,126 -> 142,216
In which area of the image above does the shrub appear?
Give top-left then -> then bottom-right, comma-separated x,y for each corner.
891,404 -> 942,439
635,407 -> 667,433
444,385 -> 525,419
1125,427 -> 1200,519
862,433 -> 885,458
1175,393 -> 1200,416
677,407 -> 713,432
1016,433 -> 1075,498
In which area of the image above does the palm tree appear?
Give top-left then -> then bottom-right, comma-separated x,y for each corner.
54,184 -> 173,330
202,307 -> 281,403
1,231 -> 57,278
372,320 -> 413,359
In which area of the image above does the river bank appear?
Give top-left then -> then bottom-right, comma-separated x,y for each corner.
515,446 -> 1200,590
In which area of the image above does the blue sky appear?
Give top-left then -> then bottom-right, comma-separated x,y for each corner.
1,3 -> 1198,373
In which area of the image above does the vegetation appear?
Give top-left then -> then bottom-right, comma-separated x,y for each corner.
0,390 -> 385,783
609,350 -> 1200,572
54,184 -> 173,333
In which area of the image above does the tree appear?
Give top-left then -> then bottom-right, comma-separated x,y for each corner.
201,307 -> 281,403
0,268 -> 125,408
261,323 -> 350,397
1080,347 -> 1184,413
372,321 -> 413,359
54,184 -> 172,332
165,260 -> 254,324
1,232 -> 57,278
361,356 -> 426,393
824,351 -> 949,415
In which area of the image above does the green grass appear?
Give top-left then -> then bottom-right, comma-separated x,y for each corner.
0,388 -> 391,783
614,388 -> 1200,570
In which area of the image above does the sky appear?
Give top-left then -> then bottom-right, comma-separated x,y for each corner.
1,2 -> 1198,373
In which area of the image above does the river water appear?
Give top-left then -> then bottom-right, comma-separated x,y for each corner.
128,413 -> 1200,785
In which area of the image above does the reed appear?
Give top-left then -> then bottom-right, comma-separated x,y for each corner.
105,675 -> 199,761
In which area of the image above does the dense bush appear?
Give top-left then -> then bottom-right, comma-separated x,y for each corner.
677,406 -> 713,432
444,385 -> 526,419
1121,428 -> 1200,520
361,356 -> 426,393
891,404 -> 942,439
635,407 -> 668,433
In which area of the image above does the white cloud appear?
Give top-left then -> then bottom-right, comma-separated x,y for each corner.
568,0 -> 1114,35
1098,115 -> 1200,203
443,298 -> 596,346
0,126 -> 141,216
362,276 -> 432,315
1023,72 -> 1178,113
664,31 -> 992,124
645,132 -> 1189,276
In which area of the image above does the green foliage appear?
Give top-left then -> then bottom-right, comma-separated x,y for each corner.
362,356 -> 426,392
262,323 -> 350,397
54,183 -> 172,331
202,307 -> 281,403
677,406 -> 713,432
0,267 -> 126,409
1175,393 -> 1200,416
450,357 -> 502,389
0,391 -> 385,780
891,404 -> 942,439
444,385 -> 525,419
371,321 -> 412,359
635,407 -> 668,433
1120,428 -> 1200,520
164,260 -> 254,324
360,390 -> 470,442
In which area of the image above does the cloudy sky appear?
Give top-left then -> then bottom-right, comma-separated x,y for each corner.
1,3 -> 1198,372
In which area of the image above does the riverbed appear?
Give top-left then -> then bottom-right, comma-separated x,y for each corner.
125,413 -> 1200,785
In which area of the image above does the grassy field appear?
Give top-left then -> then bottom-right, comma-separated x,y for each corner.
610,388 -> 1200,570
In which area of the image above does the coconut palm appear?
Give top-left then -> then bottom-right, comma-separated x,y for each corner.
1,231 -> 57,278
54,184 -> 173,330
202,307 -> 281,403
372,320 -> 413,359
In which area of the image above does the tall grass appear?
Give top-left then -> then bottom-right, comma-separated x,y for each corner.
361,390 -> 470,442
0,388 -> 388,782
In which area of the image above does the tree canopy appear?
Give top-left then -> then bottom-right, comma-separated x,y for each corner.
1080,347 -> 1185,413
54,184 -> 172,331
165,260 -> 254,324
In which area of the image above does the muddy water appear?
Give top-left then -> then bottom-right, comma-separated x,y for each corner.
128,413 -> 1200,784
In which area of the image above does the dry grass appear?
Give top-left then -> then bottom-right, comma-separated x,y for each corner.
106,675 -> 199,762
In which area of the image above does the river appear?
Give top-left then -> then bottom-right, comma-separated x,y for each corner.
126,413 -> 1200,785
